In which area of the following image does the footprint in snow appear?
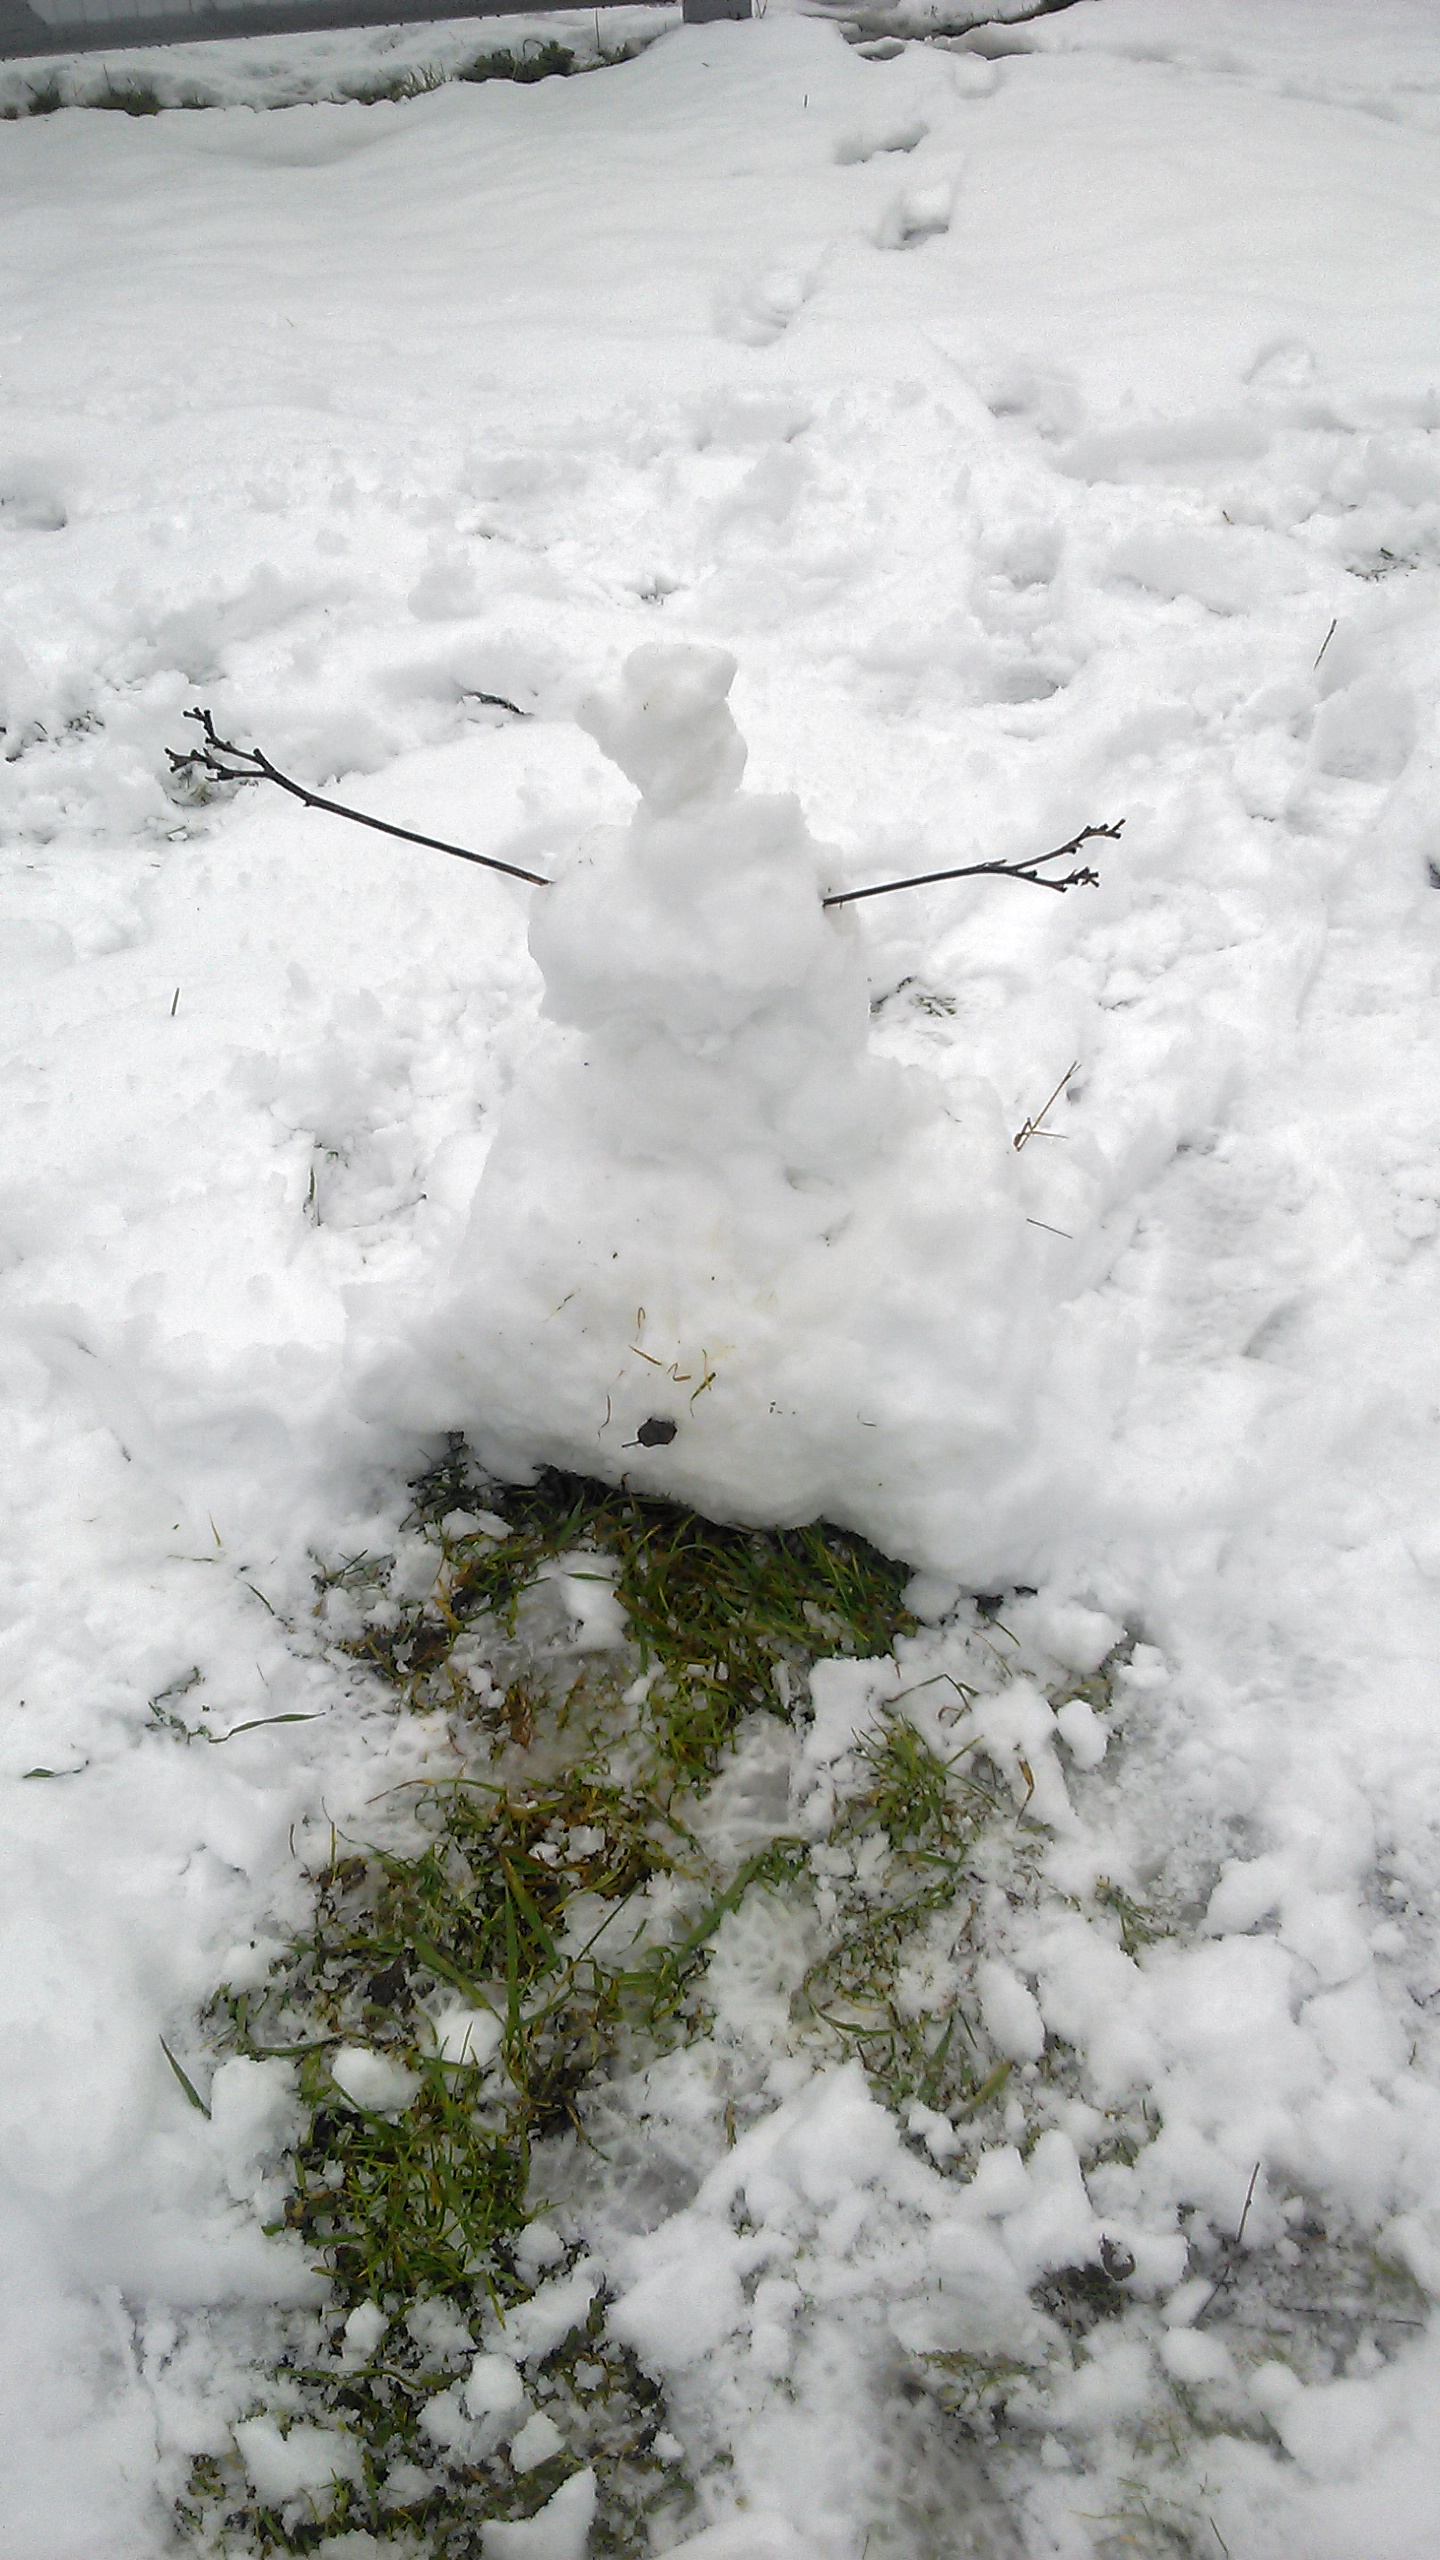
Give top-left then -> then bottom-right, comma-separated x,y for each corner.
979,359 -> 1084,442
972,520 -> 1063,608
0,465 -> 68,533
874,173 -> 959,252
714,255 -> 825,347
833,117 -> 928,164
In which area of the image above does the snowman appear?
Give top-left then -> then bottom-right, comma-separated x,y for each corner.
444,643 -> 1051,1579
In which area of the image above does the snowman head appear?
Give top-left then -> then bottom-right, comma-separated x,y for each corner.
578,642 -> 748,815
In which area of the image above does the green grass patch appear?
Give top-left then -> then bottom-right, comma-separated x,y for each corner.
798,1712 -> 1011,2119
343,1443 -> 915,1782
2,74 -> 63,117
455,39 -> 580,86
96,73 -> 168,114
340,38 -> 587,99
182,1456 -> 1383,2560
182,1460 -> 925,2553
338,60 -> 450,103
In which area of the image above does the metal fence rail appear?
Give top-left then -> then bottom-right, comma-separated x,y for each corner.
0,0 -> 714,62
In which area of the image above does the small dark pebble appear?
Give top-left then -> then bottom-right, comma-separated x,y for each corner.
636,1417 -> 678,1448
366,1959 -> 411,2008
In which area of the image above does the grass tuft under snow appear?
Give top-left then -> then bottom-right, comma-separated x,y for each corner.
177,1451 -> 1408,2560
0,10 -> 669,121
170,1450 -> 1430,2557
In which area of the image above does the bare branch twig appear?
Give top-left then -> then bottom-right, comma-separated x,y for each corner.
822,820 -> 1122,910
1013,1059 -> 1079,1151
166,708 -> 551,889
1194,2161 -> 1262,2326
168,711 -> 1121,925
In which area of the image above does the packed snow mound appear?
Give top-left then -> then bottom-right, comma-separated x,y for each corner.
421,643 -> 1057,1576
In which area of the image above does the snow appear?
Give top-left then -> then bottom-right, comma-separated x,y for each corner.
510,2409 -> 568,2472
481,2469 -> 598,2560
531,1549 -> 629,1649
464,2351 -> 528,2424
233,2413 -> 364,2504
432,1998 -> 504,2064
337,2300 -> 388,2363
0,9 -> 680,115
3,1 -> 1440,2554
327,2044 -> 423,2110
489,2261 -> 604,2365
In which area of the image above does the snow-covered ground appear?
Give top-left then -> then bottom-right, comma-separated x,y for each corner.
5,2 -> 1440,2553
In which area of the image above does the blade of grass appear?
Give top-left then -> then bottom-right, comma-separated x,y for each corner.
159,2036 -> 212,2118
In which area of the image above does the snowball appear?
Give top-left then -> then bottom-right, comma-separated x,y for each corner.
339,2302 -> 388,2366
1010,1599 -> 1123,1676
513,2221 -> 567,2275
1203,1854 -> 1287,1935
1247,2368 -> 1391,2483
432,2005 -> 502,2068
1163,2279 -> 1214,2331
419,2385 -> 480,2456
510,2411 -> 567,2474
976,1958 -> 1046,2063
533,1551 -> 628,1652
906,2100 -> 960,2163
1054,1697 -> 1108,1769
406,2297 -> 476,2361
1247,2360 -> 1304,2425
902,2221 -> 1037,2362
380,2462 -> 436,2509
493,2262 -> 602,2364
965,2147 -> 1031,2218
800,1656 -> 900,1782
328,2047 -> 421,2113
962,1682 -> 1076,1831
464,2353 -> 527,2425
481,2468 -> 597,2560
386,1536 -> 443,1604
999,2129 -> 1102,2280
441,1507 -> 511,1543
1160,2328 -> 1234,2385
234,2417 -> 364,2504
784,2067 -> 899,2203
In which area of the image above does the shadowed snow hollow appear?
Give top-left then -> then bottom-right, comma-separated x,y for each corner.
422,643 -> 1057,1576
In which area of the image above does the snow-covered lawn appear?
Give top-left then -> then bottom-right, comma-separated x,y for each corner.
4,2 -> 1440,2553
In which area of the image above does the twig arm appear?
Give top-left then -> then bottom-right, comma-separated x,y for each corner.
823,821 -> 1122,910
168,710 -> 1119,919
167,708 -> 551,889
